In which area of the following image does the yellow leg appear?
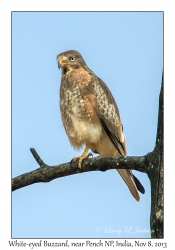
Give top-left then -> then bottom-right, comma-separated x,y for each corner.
72,146 -> 92,169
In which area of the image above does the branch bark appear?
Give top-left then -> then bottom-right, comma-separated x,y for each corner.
12,151 -> 148,192
12,73 -> 163,238
147,73 -> 163,238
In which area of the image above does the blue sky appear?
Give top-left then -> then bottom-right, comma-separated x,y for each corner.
12,12 -> 163,238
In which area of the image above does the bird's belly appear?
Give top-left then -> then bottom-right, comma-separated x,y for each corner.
67,114 -> 102,149
60,77 -> 104,149
60,89 -> 102,149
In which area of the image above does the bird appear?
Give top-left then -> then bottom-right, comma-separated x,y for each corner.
57,50 -> 145,202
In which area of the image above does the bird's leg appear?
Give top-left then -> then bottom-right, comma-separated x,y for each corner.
72,146 -> 92,169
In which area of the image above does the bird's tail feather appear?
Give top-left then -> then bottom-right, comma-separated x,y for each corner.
117,169 -> 140,202
132,174 -> 145,194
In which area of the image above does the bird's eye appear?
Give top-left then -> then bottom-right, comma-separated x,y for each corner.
69,56 -> 76,62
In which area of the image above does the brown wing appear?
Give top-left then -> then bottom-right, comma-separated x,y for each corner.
88,73 -> 145,198
89,73 -> 127,156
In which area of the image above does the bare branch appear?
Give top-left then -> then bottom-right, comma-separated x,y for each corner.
12,150 -> 148,192
148,72 -> 163,238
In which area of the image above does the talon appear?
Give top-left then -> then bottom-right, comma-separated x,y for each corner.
71,146 -> 92,169
71,156 -> 81,168
87,152 -> 93,158
71,157 -> 78,164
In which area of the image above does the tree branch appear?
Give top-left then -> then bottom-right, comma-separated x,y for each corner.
12,149 -> 148,192
147,73 -> 163,238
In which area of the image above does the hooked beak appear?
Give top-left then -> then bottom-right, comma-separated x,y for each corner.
57,55 -> 68,70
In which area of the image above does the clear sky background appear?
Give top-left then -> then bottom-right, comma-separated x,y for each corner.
12,12 -> 163,238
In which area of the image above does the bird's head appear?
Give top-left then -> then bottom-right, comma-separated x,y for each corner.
57,50 -> 88,74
